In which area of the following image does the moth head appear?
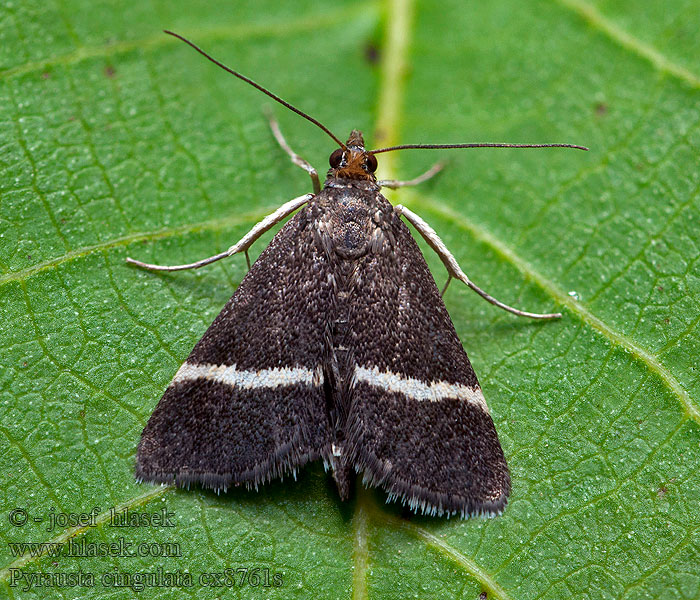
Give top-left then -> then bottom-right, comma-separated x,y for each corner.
328,130 -> 378,181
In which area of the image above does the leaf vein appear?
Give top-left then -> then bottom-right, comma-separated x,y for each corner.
383,515 -> 513,600
406,195 -> 700,423
0,4 -> 376,81
556,0 -> 700,89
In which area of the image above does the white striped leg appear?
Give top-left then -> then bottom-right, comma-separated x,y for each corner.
266,112 -> 321,194
378,161 -> 444,189
394,204 -> 561,320
126,193 -> 313,272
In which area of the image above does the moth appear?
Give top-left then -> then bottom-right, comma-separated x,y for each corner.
131,31 -> 586,518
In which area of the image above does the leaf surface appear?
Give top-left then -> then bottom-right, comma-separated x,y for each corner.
1,0 -> 699,598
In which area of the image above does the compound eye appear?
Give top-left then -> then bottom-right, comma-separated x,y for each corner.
329,148 -> 344,168
365,153 -> 378,172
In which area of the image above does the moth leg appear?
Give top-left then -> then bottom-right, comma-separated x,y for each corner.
395,204 -> 562,320
126,193 -> 313,272
266,111 -> 321,194
378,162 -> 444,189
441,274 -> 453,297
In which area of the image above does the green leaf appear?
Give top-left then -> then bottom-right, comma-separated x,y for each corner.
1,0 -> 699,598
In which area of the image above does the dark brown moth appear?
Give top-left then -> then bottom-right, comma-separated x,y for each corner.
130,31 -> 586,517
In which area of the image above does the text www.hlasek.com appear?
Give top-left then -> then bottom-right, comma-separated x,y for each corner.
8,537 -> 181,558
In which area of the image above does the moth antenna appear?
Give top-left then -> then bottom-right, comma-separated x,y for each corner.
163,30 -> 346,149
370,142 -> 589,154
